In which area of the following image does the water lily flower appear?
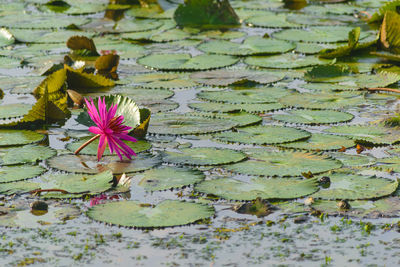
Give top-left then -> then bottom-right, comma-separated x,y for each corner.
74,97 -> 137,161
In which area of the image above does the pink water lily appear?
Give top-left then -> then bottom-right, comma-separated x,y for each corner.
74,97 -> 137,161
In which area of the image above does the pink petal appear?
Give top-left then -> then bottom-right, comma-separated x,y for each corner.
113,137 -> 136,158
89,126 -> 102,135
97,135 -> 107,161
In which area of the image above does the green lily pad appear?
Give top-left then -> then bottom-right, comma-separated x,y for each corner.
299,82 -> 359,92
279,133 -> 355,151
196,177 -> 319,200
66,138 -> 151,156
279,91 -> 364,109
0,104 -> 32,119
148,113 -> 236,135
224,150 -> 341,177
137,166 -> 205,191
197,37 -> 295,56
138,99 -> 179,113
197,87 -> 291,104
246,12 -> 300,28
295,42 -> 338,55
126,72 -> 197,89
87,200 -> 215,228
245,54 -> 330,69
311,172 -> 398,200
213,125 -> 311,145
325,124 -> 400,145
195,30 -> 246,40
190,69 -> 285,86
376,157 -> 400,173
0,180 -> 40,195
274,26 -> 360,43
328,153 -> 376,167
114,19 -> 164,33
0,145 -> 56,166
40,171 -> 114,199
47,154 -> 160,174
161,147 -> 246,166
272,109 -> 354,125
0,130 -> 45,147
189,102 -> 284,113
0,165 -> 46,183
110,88 -> 174,102
137,53 -> 239,71
186,111 -> 262,127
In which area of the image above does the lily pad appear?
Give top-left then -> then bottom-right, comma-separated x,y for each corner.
246,12 -> 300,28
137,53 -> 239,71
148,113 -> 236,135
0,180 -> 40,195
87,200 -> 215,228
213,125 -> 311,145
66,138 -> 151,156
324,124 -> 400,145
272,109 -> 354,125
245,54 -> 330,69
197,87 -> 291,104
329,153 -> 376,167
186,111 -> 262,127
126,72 -> 197,89
279,91 -> 364,109
197,37 -> 295,56
224,150 -> 341,177
0,165 -> 46,183
40,171 -> 114,199
311,172 -> 398,200
274,26 -> 360,43
0,104 -> 32,119
190,69 -> 285,86
0,130 -> 45,147
279,133 -> 355,151
189,102 -> 284,113
137,166 -> 205,191
0,145 -> 56,166
47,154 -> 160,174
195,177 -> 319,200
162,147 -> 246,166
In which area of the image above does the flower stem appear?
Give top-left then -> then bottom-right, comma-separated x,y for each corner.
74,134 -> 100,155
367,87 -> 400,93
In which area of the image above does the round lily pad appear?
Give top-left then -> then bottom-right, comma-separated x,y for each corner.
0,165 -> 46,183
274,26 -> 355,43
311,172 -> 398,200
137,53 -> 239,71
162,147 -> 246,166
40,171 -> 114,199
324,124 -> 400,145
148,113 -> 236,135
114,19 -> 164,33
245,54 -> 330,69
225,150 -> 341,177
186,111 -> 262,127
66,138 -> 151,156
126,72 -> 197,89
328,153 -> 376,167
0,145 -> 56,166
195,177 -> 319,200
376,157 -> 400,173
272,109 -> 354,125
189,102 -> 284,113
111,88 -> 174,102
279,92 -> 364,109
138,99 -> 179,113
197,87 -> 291,104
197,37 -> 295,56
246,13 -> 300,28
213,125 -> 311,145
0,104 -> 32,119
47,154 -> 160,174
0,130 -> 45,147
190,69 -> 285,86
279,133 -> 355,151
137,166 -> 205,191
87,200 -> 214,228
0,180 -> 40,195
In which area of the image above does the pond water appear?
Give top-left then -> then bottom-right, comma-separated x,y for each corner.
1,0 -> 400,266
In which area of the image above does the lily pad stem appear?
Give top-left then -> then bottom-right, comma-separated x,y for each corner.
367,88 -> 400,94
74,134 -> 100,155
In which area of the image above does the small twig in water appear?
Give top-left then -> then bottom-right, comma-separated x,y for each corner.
366,88 -> 400,94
